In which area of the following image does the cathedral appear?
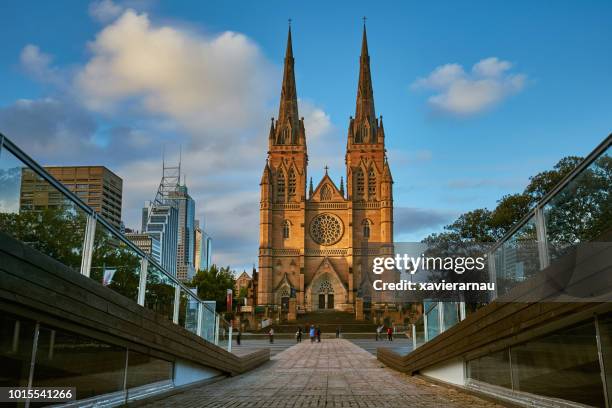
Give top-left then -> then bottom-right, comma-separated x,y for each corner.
257,25 -> 394,316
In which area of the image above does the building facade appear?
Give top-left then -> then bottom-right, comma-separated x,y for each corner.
20,166 -> 123,229
142,204 -> 178,276
257,26 -> 394,313
169,185 -> 196,282
125,232 -> 161,263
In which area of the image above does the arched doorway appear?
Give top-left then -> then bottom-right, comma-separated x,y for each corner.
316,279 -> 334,310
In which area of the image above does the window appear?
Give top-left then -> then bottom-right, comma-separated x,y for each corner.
288,169 -> 296,198
363,219 -> 371,238
355,168 -> 364,198
283,220 -> 290,239
320,184 -> 332,201
277,171 -> 285,201
368,168 -> 376,197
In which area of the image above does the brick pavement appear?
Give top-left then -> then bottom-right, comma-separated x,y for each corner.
143,339 -> 503,407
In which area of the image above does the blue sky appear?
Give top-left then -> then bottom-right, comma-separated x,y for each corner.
1,0 -> 611,270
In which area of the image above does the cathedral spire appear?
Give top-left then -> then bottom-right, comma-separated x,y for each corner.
355,22 -> 375,125
278,24 -> 299,133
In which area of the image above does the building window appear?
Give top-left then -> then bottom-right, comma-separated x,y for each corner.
355,168 -> 364,198
363,220 -> 371,238
368,168 -> 376,198
288,169 -> 296,198
320,184 -> 332,201
283,220 -> 290,239
277,171 -> 285,201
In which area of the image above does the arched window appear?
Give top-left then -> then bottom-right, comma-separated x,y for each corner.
320,184 -> 332,201
362,219 -> 371,238
288,169 -> 296,198
277,126 -> 291,144
283,220 -> 290,239
277,171 -> 285,201
368,168 -> 376,197
355,168 -> 364,198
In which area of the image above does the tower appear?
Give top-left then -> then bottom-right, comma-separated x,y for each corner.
258,25 -> 308,305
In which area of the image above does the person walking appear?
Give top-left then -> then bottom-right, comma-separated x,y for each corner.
296,327 -> 302,343
387,326 -> 393,341
236,329 -> 241,346
309,325 -> 315,343
335,326 -> 340,339
316,326 -> 321,343
376,325 -> 382,341
269,327 -> 274,344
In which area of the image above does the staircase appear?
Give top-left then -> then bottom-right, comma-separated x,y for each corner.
256,311 -> 378,334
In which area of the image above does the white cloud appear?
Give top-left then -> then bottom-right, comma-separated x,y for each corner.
412,57 -> 526,116
89,0 -> 124,23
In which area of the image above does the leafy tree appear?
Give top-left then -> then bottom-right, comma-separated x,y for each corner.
189,265 -> 236,313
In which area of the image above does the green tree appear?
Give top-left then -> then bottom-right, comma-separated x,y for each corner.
189,265 -> 236,313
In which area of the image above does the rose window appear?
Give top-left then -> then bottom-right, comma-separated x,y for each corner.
309,213 -> 343,245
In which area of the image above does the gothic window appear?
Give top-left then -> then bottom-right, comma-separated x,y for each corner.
288,169 -> 296,198
277,171 -> 285,201
283,220 -> 290,239
309,213 -> 344,246
362,219 -> 371,239
279,286 -> 290,298
355,168 -> 365,198
368,168 -> 376,198
317,279 -> 334,293
320,184 -> 332,201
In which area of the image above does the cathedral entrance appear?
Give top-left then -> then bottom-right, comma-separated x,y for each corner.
318,293 -> 334,309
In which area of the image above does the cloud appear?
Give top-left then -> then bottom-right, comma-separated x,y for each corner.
20,45 -> 63,86
394,207 -> 456,235
89,0 -> 124,23
412,57 -> 526,116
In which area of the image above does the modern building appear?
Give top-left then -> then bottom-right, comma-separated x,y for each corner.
125,232 -> 161,264
194,220 -> 202,271
194,220 -> 213,271
169,185 -> 196,282
142,204 -> 178,276
19,165 -> 123,229
257,26 -> 394,313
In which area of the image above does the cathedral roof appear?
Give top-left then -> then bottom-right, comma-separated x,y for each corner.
309,170 -> 346,202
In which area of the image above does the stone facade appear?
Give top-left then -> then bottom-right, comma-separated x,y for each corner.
257,26 -> 394,314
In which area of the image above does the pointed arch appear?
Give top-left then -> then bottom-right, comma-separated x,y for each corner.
320,184 -> 332,201
276,170 -> 286,201
283,219 -> 290,239
354,167 -> 365,199
287,168 -> 297,198
368,166 -> 376,198
362,219 -> 372,239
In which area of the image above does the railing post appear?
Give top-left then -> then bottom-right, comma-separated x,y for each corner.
173,285 -> 180,324
196,302 -> 203,337
137,258 -> 148,306
488,250 -> 498,301
412,324 -> 416,350
80,214 -> 96,277
423,309 -> 429,342
535,206 -> 550,270
214,315 -> 220,345
459,301 -> 466,321
438,301 -> 444,333
228,324 -> 232,353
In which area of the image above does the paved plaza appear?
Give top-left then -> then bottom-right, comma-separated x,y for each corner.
145,339 -> 502,407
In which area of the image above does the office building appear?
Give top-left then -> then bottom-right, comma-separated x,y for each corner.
125,232 -> 161,264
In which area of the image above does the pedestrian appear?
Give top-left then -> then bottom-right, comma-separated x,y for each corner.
269,327 -> 274,344
296,327 -> 302,343
376,325 -> 382,341
236,329 -> 241,346
316,326 -> 321,343
387,326 -> 393,341
310,325 -> 315,343
335,326 -> 340,338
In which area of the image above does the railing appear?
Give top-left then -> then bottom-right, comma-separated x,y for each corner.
0,133 -> 232,351
412,133 -> 611,349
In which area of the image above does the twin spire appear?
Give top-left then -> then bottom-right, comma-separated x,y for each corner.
273,22 -> 378,147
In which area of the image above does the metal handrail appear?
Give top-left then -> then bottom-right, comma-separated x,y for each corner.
0,133 -> 224,320
487,133 -> 611,254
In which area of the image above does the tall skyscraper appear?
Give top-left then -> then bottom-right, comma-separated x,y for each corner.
194,219 -> 213,272
142,204 -> 178,276
170,185 -> 196,282
19,166 -> 123,229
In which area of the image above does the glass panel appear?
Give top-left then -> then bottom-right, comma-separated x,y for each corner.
178,289 -> 188,328
545,146 -> 612,262
0,150 -> 87,272
413,316 -> 425,349
442,302 -> 459,331
467,349 -> 511,388
217,318 -> 231,350
145,264 -> 176,321
91,221 -> 142,302
33,325 -> 126,400
597,313 -> 612,408
511,320 -> 604,407
201,303 -> 216,343
426,302 -> 440,341
184,292 -> 199,334
126,349 -> 172,389
494,216 -> 539,296
0,314 -> 35,387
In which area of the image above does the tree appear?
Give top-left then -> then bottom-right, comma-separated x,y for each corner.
189,265 -> 236,313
